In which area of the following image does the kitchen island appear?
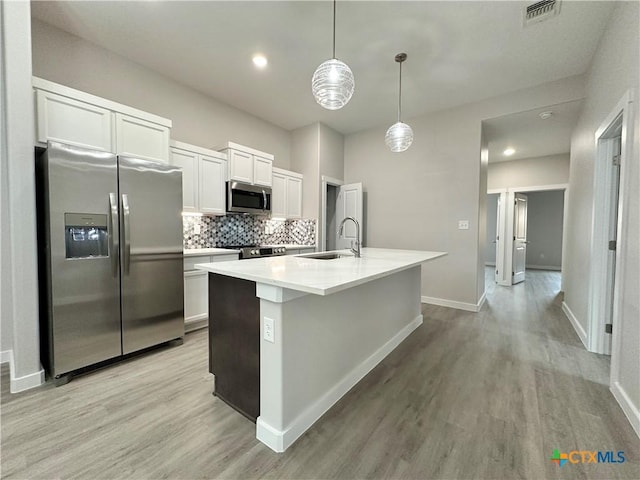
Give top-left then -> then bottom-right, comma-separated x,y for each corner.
196,247 -> 446,452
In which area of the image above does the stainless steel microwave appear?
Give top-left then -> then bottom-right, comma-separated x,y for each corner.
226,181 -> 272,215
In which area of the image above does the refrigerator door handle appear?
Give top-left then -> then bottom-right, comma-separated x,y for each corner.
121,193 -> 131,275
109,192 -> 119,277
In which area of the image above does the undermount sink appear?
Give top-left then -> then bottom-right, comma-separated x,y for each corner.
300,252 -> 353,260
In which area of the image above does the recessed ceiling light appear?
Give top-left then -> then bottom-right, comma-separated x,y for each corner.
503,148 -> 516,156
539,111 -> 553,120
252,55 -> 268,68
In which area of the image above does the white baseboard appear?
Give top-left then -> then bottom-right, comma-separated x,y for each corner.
421,295 -> 484,312
1,349 -> 12,364
561,301 -> 588,348
256,314 -> 424,453
611,381 -> 640,439
526,264 -> 561,271
185,317 -> 208,333
3,349 -> 45,393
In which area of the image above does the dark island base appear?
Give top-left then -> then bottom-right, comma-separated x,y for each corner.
208,273 -> 260,422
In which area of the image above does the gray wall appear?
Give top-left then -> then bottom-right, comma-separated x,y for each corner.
525,191 -> 564,269
485,194 -> 498,265
344,75 -> 585,307
290,122 -> 344,221
31,19 -> 292,169
488,154 -> 569,190
564,2 -> 639,415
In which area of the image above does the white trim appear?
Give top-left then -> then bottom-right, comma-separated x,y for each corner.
32,76 -> 172,128
319,175 -> 344,252
185,317 -> 208,333
525,264 -> 561,271
487,188 -> 508,195
589,90 -> 633,355
256,314 -> 423,453
272,167 -> 303,179
561,301 -> 588,349
170,140 -> 227,160
507,183 -> 569,193
421,295 -> 485,312
1,350 -> 12,364
4,349 -> 45,393
610,381 -> 640,439
217,141 -> 274,161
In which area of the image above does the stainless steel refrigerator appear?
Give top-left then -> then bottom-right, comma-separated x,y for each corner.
37,141 -> 184,384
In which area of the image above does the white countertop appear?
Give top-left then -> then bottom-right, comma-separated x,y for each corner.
183,248 -> 240,257
195,248 -> 446,296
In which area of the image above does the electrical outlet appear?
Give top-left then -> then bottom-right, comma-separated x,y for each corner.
193,224 -> 201,234
458,220 -> 469,230
264,317 -> 275,343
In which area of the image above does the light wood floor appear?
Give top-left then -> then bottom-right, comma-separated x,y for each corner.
2,269 -> 639,479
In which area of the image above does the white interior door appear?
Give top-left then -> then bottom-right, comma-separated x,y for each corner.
335,183 -> 363,251
512,193 -> 528,284
604,136 -> 622,353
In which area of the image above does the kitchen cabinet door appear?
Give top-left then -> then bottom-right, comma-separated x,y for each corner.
115,113 -> 170,163
35,89 -> 113,152
170,147 -> 198,212
271,172 -> 287,219
184,270 -> 209,330
253,155 -> 273,187
199,155 -> 226,215
228,150 -> 253,184
286,176 -> 302,219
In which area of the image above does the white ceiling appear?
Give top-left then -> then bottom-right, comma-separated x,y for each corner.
484,99 -> 583,163
31,1 -> 614,135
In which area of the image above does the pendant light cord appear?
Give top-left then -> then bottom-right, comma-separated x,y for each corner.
398,61 -> 402,122
332,0 -> 336,59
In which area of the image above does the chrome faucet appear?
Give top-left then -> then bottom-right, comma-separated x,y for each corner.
337,216 -> 361,258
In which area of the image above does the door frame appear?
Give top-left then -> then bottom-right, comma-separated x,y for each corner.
589,90 -> 633,358
488,188 -> 508,286
499,184 -> 568,287
320,175 -> 344,252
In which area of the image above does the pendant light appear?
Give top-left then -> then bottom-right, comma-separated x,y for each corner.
311,0 -> 354,110
385,53 -> 413,152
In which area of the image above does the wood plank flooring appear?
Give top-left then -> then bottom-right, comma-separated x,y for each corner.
2,269 -> 639,479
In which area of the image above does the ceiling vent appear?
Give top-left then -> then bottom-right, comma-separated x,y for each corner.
524,0 -> 561,26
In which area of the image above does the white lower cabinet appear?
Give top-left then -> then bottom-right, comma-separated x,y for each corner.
183,253 -> 238,331
272,167 -> 303,219
170,141 -> 227,215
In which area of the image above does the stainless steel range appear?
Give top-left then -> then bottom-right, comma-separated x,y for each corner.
224,245 -> 287,260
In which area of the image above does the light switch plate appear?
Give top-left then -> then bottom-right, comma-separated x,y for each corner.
264,317 -> 275,343
458,220 -> 469,230
193,224 -> 201,235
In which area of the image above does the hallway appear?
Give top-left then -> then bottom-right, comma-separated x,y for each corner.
1,270 -> 639,479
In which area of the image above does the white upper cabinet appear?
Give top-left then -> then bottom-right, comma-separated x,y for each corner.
219,142 -> 274,187
35,89 -> 113,152
199,154 -> 226,215
253,155 -> 273,187
271,167 -> 303,219
228,149 -> 253,184
170,148 -> 198,212
170,140 -> 227,215
115,113 -> 170,162
33,77 -> 172,163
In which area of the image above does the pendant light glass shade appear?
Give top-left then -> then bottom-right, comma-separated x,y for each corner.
386,53 -> 413,152
312,58 -> 355,110
385,122 -> 414,152
312,0 -> 354,110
